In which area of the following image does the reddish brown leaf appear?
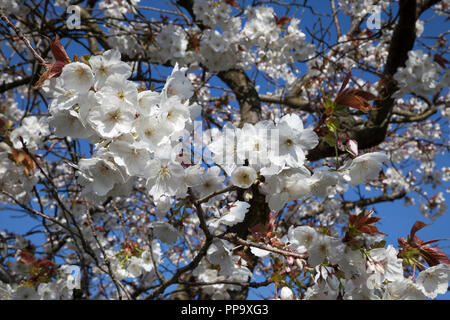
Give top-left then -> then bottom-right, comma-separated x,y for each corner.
34,36 -> 70,90
47,60 -> 66,79
248,223 -> 266,235
335,88 -> 377,113
94,225 -> 106,233
359,225 -> 387,236
33,61 -> 67,90
376,76 -> 391,93
36,259 -> 57,268
11,148 -> 36,175
398,236 -> 408,248
188,33 -> 200,51
338,71 -> 352,95
335,93 -> 371,113
433,53 -> 449,69
334,71 -> 378,113
224,0 -> 240,9
410,235 -> 424,248
50,35 -> 70,64
248,224 -> 267,241
409,221 -> 429,242
345,88 -> 378,101
11,148 -> 26,164
19,251 -> 35,265
347,211 -> 386,238
400,221 -> 450,267
420,245 -> 450,266
274,15 -> 291,27
348,213 -> 358,226
422,238 -> 450,245
365,215 -> 383,225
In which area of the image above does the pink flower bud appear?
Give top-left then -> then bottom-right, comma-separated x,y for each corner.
346,139 -> 358,156
286,256 -> 294,265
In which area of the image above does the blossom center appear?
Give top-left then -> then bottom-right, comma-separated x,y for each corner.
109,110 -> 122,122
159,165 -> 171,177
145,129 -> 154,137
285,138 -> 293,147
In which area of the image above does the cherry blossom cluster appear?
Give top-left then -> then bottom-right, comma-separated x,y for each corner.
0,100 -> 44,204
338,0 -> 390,19
281,226 -> 450,299
146,2 -> 315,83
43,50 -> 203,206
207,116 -> 389,212
0,262 -> 80,300
393,50 -> 449,97
280,256 -> 450,300
41,49 -> 390,223
30,51 -> 450,301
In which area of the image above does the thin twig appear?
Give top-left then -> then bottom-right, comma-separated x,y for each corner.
0,9 -> 47,65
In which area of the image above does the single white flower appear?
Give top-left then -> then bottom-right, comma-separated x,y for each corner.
280,287 -> 295,300
383,278 -> 426,300
12,286 -> 40,300
60,62 -> 94,93
78,157 -> 125,197
146,157 -> 185,199
135,115 -> 171,151
155,195 -> 172,219
207,240 -> 234,276
288,225 -> 317,253
88,96 -> 135,139
37,283 -> 58,300
344,152 -> 389,186
307,168 -> 339,198
218,201 -> 250,227
230,166 -> 257,189
90,49 -> 132,88
368,245 -> 404,283
162,63 -> 194,101
265,168 -> 311,211
109,135 -> 150,176
151,221 -> 180,244
99,74 -> 138,110
250,247 -> 271,258
208,124 -> 243,175
159,95 -> 190,133
308,234 -> 343,266
236,122 -> 273,170
137,90 -> 160,116
193,166 -> 225,201
270,114 -> 318,168
127,256 -> 143,278
416,264 -> 450,299
183,164 -> 205,188
48,109 -> 93,139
